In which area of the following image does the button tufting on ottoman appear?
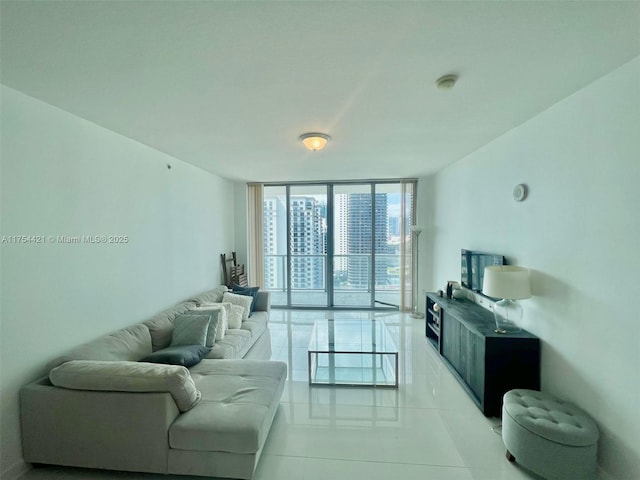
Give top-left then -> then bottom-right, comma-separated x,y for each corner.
502,389 -> 599,480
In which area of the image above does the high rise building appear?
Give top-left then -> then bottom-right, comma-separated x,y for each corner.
290,196 -> 325,289
263,195 -> 287,289
388,216 -> 400,237
333,193 -> 348,272
346,193 -> 389,288
263,194 -> 327,291
264,192 -> 391,293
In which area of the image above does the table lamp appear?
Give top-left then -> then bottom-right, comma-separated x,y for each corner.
482,266 -> 531,333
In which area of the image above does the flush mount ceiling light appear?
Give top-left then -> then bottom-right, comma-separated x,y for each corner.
299,133 -> 330,151
435,74 -> 458,90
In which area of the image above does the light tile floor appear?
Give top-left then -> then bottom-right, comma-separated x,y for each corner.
20,310 -> 608,480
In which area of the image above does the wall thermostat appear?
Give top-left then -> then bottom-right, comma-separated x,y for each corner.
513,183 -> 528,202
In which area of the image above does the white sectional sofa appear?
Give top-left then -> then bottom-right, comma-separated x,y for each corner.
20,286 -> 287,480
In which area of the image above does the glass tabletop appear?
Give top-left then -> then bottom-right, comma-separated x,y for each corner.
308,319 -> 397,354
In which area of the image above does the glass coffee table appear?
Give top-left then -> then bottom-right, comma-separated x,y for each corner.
308,319 -> 398,388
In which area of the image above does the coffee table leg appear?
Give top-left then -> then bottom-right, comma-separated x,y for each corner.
394,353 -> 399,387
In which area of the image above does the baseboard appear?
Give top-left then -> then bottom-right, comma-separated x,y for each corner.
0,460 -> 30,480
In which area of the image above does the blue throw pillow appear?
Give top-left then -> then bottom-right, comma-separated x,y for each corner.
140,345 -> 211,368
231,285 -> 259,317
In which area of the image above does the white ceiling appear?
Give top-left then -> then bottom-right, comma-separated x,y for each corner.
2,1 -> 639,182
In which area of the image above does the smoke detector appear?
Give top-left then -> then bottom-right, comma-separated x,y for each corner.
435,74 -> 458,90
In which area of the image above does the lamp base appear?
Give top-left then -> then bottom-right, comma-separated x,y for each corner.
410,312 -> 425,319
493,299 -> 522,334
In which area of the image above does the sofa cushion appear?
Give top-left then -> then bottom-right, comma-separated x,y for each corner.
241,314 -> 268,340
222,292 -> 253,322
189,286 -> 228,306
49,360 -> 201,412
205,329 -> 252,359
170,360 -> 287,454
171,314 -> 211,346
144,301 -> 197,352
202,310 -> 269,360
140,345 -> 211,368
47,323 -> 153,370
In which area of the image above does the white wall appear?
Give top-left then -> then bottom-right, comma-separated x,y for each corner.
0,86 -> 236,478
419,56 -> 640,479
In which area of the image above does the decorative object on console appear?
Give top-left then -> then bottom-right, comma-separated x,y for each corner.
445,280 -> 460,299
452,287 -> 466,299
482,266 -> 531,334
410,225 -> 425,318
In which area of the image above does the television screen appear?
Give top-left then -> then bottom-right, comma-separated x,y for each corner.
461,249 -> 505,293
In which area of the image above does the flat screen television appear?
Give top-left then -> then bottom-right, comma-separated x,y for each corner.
461,249 -> 505,294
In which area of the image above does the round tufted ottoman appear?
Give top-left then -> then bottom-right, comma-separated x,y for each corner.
502,389 -> 599,480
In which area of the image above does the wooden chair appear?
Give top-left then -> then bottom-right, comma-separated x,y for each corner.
220,252 -> 248,288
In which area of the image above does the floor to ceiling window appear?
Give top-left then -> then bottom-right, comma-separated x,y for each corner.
260,180 -> 415,310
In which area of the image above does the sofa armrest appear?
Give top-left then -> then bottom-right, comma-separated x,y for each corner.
253,291 -> 271,315
21,377 -> 180,473
49,360 -> 201,412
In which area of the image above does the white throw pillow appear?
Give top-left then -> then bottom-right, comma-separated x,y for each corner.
228,304 -> 244,329
222,292 -> 252,322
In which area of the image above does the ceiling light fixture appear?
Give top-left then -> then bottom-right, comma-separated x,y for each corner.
299,133 -> 330,151
435,74 -> 458,90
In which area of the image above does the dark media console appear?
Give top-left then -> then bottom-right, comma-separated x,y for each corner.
426,293 -> 540,417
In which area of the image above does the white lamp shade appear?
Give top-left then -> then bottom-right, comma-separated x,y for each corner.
410,225 -> 424,234
482,266 -> 531,300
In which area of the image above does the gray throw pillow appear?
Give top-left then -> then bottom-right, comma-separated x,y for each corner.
171,314 -> 211,346
188,307 -> 224,346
